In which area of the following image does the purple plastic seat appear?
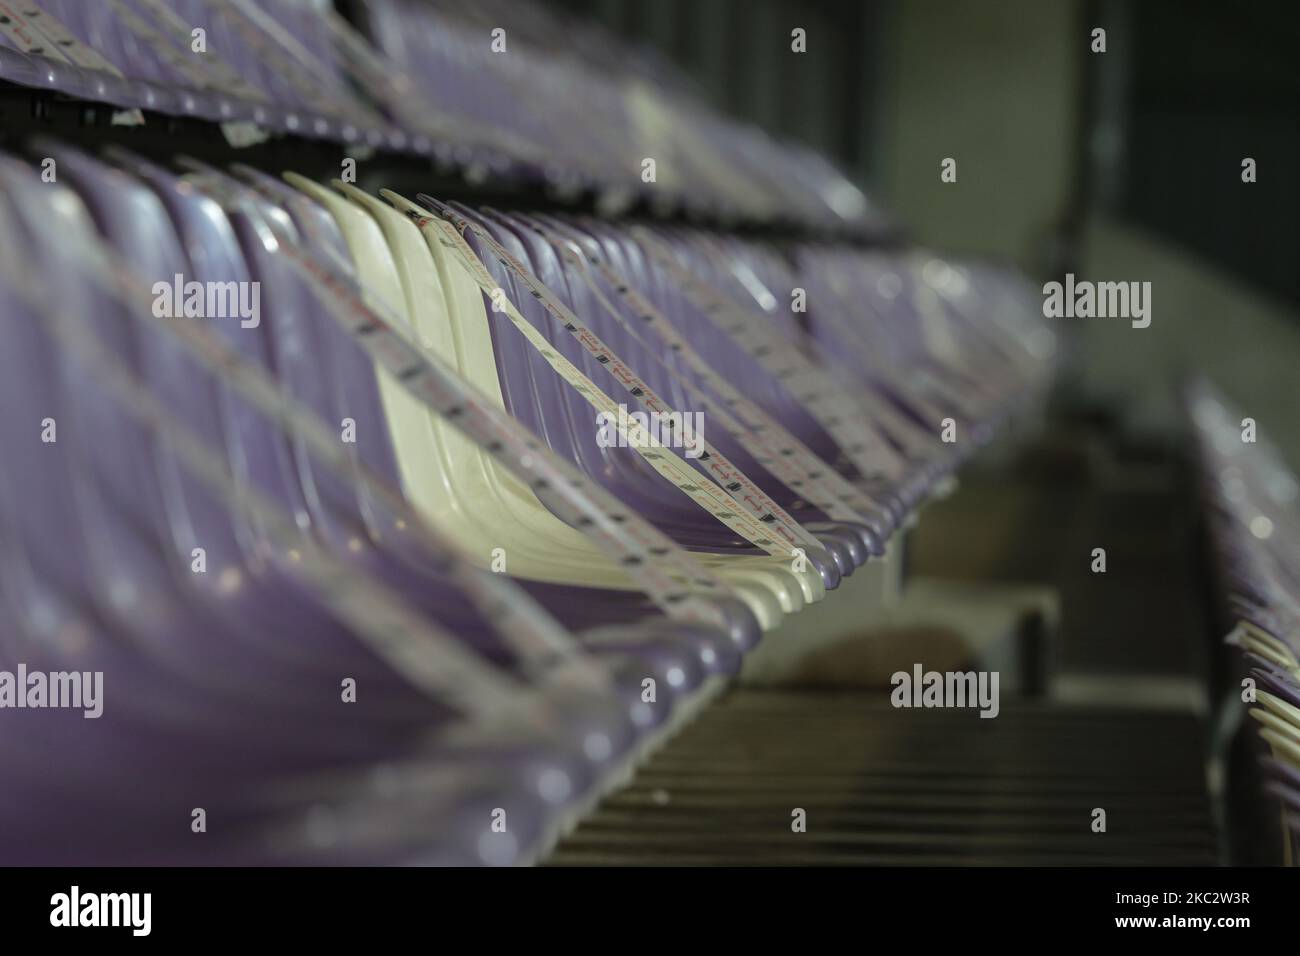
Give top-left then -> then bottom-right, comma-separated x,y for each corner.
487,207 -> 862,578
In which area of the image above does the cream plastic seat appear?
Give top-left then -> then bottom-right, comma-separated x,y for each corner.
371,188 -> 820,609
365,182 -> 820,615
283,174 -> 805,628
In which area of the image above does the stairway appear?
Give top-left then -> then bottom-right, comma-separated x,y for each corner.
547,690 -> 1216,866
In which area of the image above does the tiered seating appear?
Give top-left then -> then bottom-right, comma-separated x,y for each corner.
0,0 -> 1057,865
0,0 -> 887,232
0,142 -> 1051,863
1188,383 -> 1300,865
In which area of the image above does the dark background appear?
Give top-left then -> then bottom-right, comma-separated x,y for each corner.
552,0 -> 1299,306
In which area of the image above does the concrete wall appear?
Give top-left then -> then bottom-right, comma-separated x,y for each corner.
879,0 -> 1300,467
879,0 -> 1081,267
1076,217 -> 1300,468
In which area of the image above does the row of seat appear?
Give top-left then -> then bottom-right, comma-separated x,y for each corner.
0,139 -> 1050,864
1189,384 -> 1300,864
0,0 -> 880,230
